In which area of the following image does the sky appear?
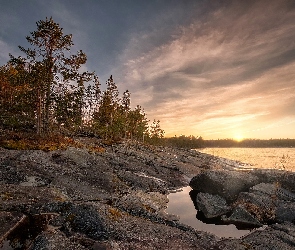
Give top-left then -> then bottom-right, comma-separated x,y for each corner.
0,0 -> 295,140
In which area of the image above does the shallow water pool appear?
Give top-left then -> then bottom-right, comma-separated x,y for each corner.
166,186 -> 251,238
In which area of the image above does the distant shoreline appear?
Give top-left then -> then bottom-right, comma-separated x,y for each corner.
203,138 -> 295,148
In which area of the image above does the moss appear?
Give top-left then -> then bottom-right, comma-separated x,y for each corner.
108,207 -> 123,221
1,192 -> 14,200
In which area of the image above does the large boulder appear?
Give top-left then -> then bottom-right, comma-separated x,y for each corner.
196,192 -> 230,219
247,169 -> 295,193
221,205 -> 262,227
276,202 -> 295,223
235,183 -> 295,224
189,168 -> 295,202
189,170 -> 259,202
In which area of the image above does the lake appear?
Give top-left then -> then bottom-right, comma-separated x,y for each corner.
166,147 -> 295,238
197,147 -> 295,171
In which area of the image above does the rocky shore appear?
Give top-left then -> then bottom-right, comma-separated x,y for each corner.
0,139 -> 295,249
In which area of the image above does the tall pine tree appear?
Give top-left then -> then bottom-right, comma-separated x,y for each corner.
9,17 -> 98,135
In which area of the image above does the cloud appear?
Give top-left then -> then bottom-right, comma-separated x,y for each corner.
0,40 -> 17,65
115,0 -> 295,138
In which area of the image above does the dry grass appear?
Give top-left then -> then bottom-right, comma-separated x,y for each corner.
0,131 -> 105,152
108,207 -> 123,221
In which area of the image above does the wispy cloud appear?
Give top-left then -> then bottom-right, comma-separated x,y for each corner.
116,0 -> 295,138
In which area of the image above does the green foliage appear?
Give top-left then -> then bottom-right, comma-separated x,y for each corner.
0,17 -> 163,146
144,120 -> 165,145
8,17 -> 98,135
92,76 -> 149,141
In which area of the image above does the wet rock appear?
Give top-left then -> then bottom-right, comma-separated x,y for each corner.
222,205 -> 262,227
189,170 -> 259,202
196,192 -> 231,219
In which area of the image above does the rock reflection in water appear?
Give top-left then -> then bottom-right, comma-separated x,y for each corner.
166,186 -> 250,238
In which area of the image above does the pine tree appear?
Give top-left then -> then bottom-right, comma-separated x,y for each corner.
121,90 -> 131,138
9,17 -> 98,135
92,75 -> 121,139
127,105 -> 149,141
148,119 -> 165,144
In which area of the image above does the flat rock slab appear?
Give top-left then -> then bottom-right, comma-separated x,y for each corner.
216,222 -> 295,249
0,184 -> 68,210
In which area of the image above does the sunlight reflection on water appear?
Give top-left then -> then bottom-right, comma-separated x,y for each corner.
197,148 -> 295,171
166,186 -> 250,238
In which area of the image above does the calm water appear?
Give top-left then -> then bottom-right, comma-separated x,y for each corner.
197,147 -> 295,171
166,187 -> 250,238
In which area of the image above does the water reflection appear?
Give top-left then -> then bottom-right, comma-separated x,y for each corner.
197,148 -> 295,171
166,186 -> 250,238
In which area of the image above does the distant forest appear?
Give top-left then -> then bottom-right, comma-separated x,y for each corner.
204,138 -> 295,148
153,136 -> 295,149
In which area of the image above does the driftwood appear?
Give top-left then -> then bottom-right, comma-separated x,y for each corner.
0,213 -> 58,245
0,214 -> 27,243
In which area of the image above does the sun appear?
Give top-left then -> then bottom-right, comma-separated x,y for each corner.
234,135 -> 244,142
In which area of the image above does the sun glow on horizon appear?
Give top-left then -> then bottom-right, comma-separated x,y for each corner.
233,134 -> 244,142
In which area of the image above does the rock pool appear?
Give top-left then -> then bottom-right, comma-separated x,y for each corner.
166,186 -> 250,238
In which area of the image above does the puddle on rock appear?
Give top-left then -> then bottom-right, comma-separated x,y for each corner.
166,186 -> 251,238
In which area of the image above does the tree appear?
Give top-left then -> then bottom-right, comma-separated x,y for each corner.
92,75 -> 120,139
0,63 -> 35,131
9,17 -> 98,135
127,105 -> 149,141
1,17 -> 168,145
121,90 -> 131,138
148,119 -> 165,144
